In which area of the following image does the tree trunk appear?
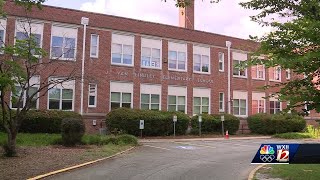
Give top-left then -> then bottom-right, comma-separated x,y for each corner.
5,130 -> 17,157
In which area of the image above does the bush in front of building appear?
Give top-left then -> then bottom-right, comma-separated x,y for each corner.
247,113 -> 306,134
106,108 -> 190,136
20,110 -> 82,133
191,114 -> 240,135
61,118 -> 85,146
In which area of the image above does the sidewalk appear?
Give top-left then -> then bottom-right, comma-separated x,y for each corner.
139,136 -> 272,143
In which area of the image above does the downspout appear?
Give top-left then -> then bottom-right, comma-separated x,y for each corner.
80,17 -> 89,115
226,41 -> 232,114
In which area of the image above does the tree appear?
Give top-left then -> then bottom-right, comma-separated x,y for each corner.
0,0 -> 80,156
162,0 -> 220,7
238,0 -> 320,115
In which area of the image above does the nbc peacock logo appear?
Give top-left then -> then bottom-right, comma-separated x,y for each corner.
260,145 -> 275,155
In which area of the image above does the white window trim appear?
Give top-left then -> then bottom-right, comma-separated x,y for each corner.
286,69 -> 291,80
233,59 -> 247,78
269,101 -> 282,114
90,34 -> 99,58
109,92 -> 133,111
50,25 -> 78,61
0,19 -> 7,54
140,93 -> 161,110
252,65 -> 265,80
168,50 -> 188,72
141,47 -> 162,70
10,86 -> 40,110
193,54 -> 210,74
47,81 -> 75,111
168,95 -> 187,113
219,92 -> 225,112
269,66 -> 282,82
111,43 -> 134,67
219,52 -> 224,72
193,96 -> 210,115
88,83 -> 97,108
14,20 -> 44,48
233,98 -> 248,117
252,99 -> 266,114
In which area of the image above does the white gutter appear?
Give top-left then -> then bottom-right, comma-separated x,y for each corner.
226,41 -> 232,114
80,17 -> 89,115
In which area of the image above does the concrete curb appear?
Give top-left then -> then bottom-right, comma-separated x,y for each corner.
248,164 -> 266,180
27,146 -> 136,180
139,136 -> 272,143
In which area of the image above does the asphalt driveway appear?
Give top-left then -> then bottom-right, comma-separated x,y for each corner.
49,138 -> 314,180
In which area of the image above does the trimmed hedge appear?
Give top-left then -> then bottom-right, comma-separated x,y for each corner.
106,108 -> 190,136
20,110 -> 82,133
191,113 -> 240,135
247,113 -> 306,134
61,118 -> 85,146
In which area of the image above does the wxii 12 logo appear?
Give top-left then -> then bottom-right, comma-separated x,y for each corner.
276,145 -> 289,163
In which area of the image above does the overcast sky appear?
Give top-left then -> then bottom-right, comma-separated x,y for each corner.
44,0 -> 271,39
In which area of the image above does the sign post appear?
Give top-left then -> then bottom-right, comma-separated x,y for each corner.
139,120 -> 144,138
198,115 -> 202,137
173,115 -> 177,137
221,115 -> 225,136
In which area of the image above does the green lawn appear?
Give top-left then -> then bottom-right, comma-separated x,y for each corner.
273,132 -> 313,139
258,164 -> 320,180
0,132 -> 61,146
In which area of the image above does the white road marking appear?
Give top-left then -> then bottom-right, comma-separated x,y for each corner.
175,142 -> 216,149
143,144 -> 171,151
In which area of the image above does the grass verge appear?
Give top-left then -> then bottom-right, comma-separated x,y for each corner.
272,125 -> 320,139
256,164 -> 320,180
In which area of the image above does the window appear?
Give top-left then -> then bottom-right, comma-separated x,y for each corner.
168,95 -> 186,113
141,38 -> 162,68
219,92 -> 224,112
141,47 -> 161,68
233,59 -> 247,77
269,66 -> 281,81
11,86 -> 38,109
168,42 -> 187,71
111,33 -> 134,66
251,65 -> 265,80
270,101 -> 281,114
252,100 -> 265,114
88,84 -> 97,107
110,92 -> 131,110
233,99 -> 247,116
51,26 -> 77,60
219,52 -> 224,72
193,97 -> 209,115
48,78 -> 74,110
286,69 -> 291,80
141,94 -> 160,110
0,19 -> 6,48
90,34 -> 99,58
193,54 -> 209,73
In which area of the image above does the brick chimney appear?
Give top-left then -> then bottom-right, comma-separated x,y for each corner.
179,0 -> 194,29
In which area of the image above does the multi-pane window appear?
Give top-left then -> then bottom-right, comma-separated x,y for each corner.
252,100 -> 265,114
269,66 -> 281,81
0,19 -> 6,48
193,97 -> 209,115
11,86 -> 38,109
110,92 -> 131,110
233,99 -> 247,116
0,29 -> 4,47
51,26 -> 77,60
141,47 -> 160,68
88,84 -> 97,107
270,101 -> 281,114
90,34 -> 99,58
219,52 -> 224,72
141,94 -> 160,110
286,69 -> 291,80
219,92 -> 225,112
112,44 -> 133,65
48,88 -> 73,110
168,95 -> 186,113
252,65 -> 265,80
193,54 -> 209,73
233,59 -> 247,77
169,51 -> 186,71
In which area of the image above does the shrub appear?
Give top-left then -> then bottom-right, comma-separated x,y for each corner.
81,134 -> 138,145
61,118 -> 85,146
20,110 -> 82,133
116,134 -> 138,145
247,113 -> 306,135
106,108 -> 190,136
191,114 -> 240,135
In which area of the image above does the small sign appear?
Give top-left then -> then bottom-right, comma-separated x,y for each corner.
173,115 -> 177,122
198,115 -> 202,122
139,120 -> 144,129
221,115 -> 225,122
